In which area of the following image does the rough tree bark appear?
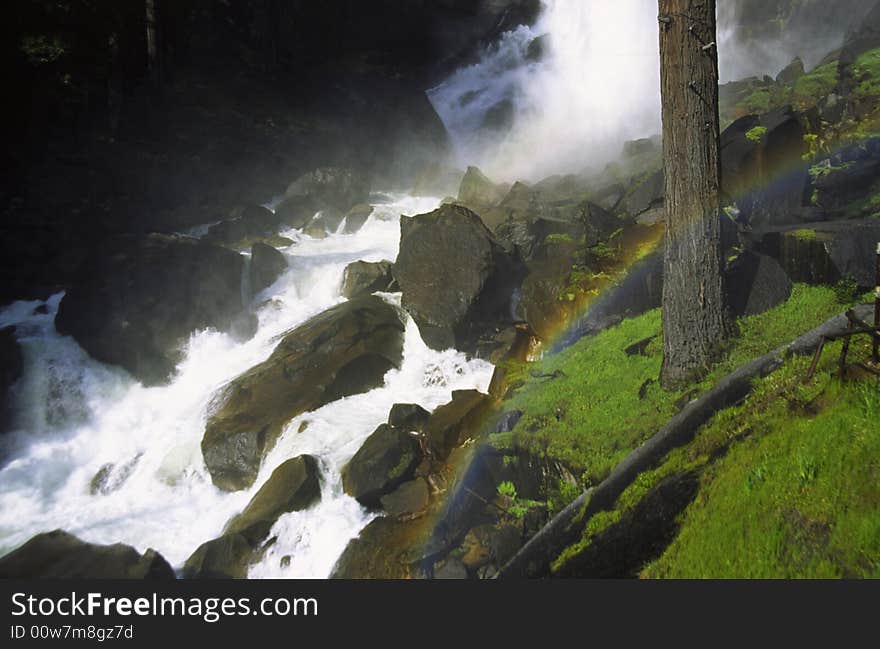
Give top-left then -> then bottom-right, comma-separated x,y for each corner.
658,0 -> 731,389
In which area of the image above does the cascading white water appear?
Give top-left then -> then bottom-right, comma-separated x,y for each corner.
428,0 -> 856,183
429,0 -> 663,181
0,195 -> 494,578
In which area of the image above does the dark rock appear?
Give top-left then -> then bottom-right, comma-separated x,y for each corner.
205,204 -> 281,249
341,424 -> 422,507
480,99 -> 515,134
89,455 -> 141,496
226,455 -> 321,544
183,533 -> 253,580
330,515 -> 432,579
725,251 -> 793,317
754,219 -> 880,288
55,234 -> 250,386
380,478 -> 430,517
525,34 -> 550,62
721,106 -> 809,228
811,138 -> 880,218
394,204 -> 523,351
387,403 -> 431,432
423,390 -> 492,460
250,243 -> 288,295
620,169 -> 664,219
341,261 -> 396,298
342,204 -> 375,234
0,530 -> 174,579
457,166 -> 509,210
492,410 -> 523,434
285,167 -> 370,213
308,208 -> 347,236
273,195 -> 320,229
0,326 -> 24,433
202,296 -> 405,491
517,253 -> 574,340
776,57 -> 805,84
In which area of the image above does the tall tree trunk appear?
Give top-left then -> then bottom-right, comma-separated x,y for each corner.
658,0 -> 731,389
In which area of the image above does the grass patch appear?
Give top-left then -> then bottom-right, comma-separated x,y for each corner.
643,365 -> 880,579
493,285 -> 847,488
552,329 -> 879,578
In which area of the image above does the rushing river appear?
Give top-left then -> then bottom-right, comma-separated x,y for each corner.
0,194 -> 494,577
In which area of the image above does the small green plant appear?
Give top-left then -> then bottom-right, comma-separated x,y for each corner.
746,125 -> 768,144
833,274 -> 860,305
497,481 -> 517,499
797,455 -> 819,486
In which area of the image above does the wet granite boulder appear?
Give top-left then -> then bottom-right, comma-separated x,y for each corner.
55,234 -> 251,386
0,530 -> 174,579
341,424 -> 422,508
202,296 -> 405,491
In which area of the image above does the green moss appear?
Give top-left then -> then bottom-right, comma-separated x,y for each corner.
555,326 -> 880,578
545,233 -> 575,245
789,228 -> 817,242
644,373 -> 880,579
492,285 -> 844,488
746,126 -> 767,143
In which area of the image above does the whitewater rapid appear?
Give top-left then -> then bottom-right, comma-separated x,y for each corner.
0,194 -> 494,578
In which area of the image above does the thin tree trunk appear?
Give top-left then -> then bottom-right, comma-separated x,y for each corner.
658,0 -> 731,389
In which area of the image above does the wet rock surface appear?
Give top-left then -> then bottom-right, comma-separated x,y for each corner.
0,530 -> 174,579
55,234 -> 251,386
202,296 -> 405,491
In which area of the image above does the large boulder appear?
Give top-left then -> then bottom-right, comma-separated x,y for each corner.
343,204 -> 375,234
341,424 -> 422,508
725,251 -> 793,317
55,234 -> 251,386
811,138 -> 880,219
202,296 -> 405,491
0,326 -> 23,433
387,403 -> 431,432
226,455 -> 322,543
517,252 -> 578,340
205,204 -> 281,249
620,170 -> 664,221
341,261 -> 396,298
285,167 -> 370,213
183,534 -> 253,580
753,219 -> 880,288
249,242 -> 288,295
273,195 -> 320,229
423,390 -> 492,461
0,530 -> 174,579
394,204 -> 522,351
721,106 -> 809,228
457,166 -> 509,211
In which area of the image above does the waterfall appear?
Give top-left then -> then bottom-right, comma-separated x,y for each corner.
0,195 -> 494,578
429,0 -> 663,182
428,0 -> 868,183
